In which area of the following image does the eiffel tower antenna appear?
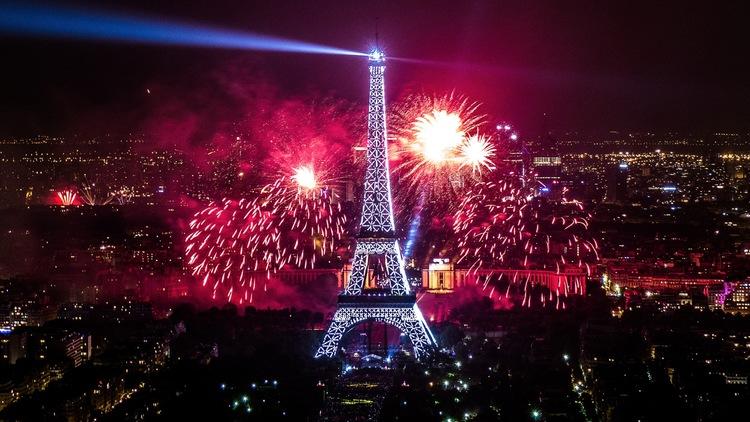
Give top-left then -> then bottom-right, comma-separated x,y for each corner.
315,44 -> 436,361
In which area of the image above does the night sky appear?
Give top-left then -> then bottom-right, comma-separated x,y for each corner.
0,0 -> 748,136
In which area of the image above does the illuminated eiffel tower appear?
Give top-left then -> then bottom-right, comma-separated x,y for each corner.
315,49 -> 436,360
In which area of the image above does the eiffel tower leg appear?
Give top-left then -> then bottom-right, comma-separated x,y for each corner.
383,321 -> 388,355
394,306 -> 436,360
315,309 -> 351,358
384,241 -> 409,295
343,251 -> 368,296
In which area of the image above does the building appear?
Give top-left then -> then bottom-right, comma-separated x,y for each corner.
0,331 -> 26,364
533,156 -> 562,183
706,282 -> 734,312
57,302 -> 153,322
0,363 -> 64,411
532,135 -> 563,196
498,124 -> 529,177
605,162 -> 629,204
23,329 -> 91,367
421,259 -> 455,292
0,301 -> 56,332
607,273 -> 723,291
724,279 -> 750,315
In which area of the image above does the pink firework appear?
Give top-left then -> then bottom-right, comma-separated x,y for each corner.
453,176 -> 599,308
390,92 -> 489,200
185,197 -> 283,304
259,165 -> 348,269
184,166 -> 348,304
387,92 -> 501,243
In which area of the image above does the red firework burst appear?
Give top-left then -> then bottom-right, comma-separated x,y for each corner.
185,197 -> 282,304
184,166 -> 348,304
390,93 -> 489,199
453,176 -> 599,308
259,165 -> 348,269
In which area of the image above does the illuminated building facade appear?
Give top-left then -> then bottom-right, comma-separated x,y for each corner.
724,279 -> 750,315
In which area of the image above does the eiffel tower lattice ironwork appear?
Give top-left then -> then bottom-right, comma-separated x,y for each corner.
315,50 -> 437,360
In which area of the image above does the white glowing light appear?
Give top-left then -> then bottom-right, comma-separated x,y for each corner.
292,165 -> 317,190
413,110 -> 464,163
459,134 -> 496,173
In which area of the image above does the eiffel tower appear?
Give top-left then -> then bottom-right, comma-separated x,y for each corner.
315,50 -> 436,360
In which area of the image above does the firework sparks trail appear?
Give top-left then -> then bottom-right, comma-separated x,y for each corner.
57,189 -> 77,206
79,181 -> 116,206
259,165 -> 348,270
390,93 -> 490,200
185,197 -> 280,304
184,165 -> 348,304
453,176 -> 599,308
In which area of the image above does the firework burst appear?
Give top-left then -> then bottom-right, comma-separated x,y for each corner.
455,179 -> 599,272
259,164 -> 348,269
458,133 -> 496,174
388,93 -> 502,266
56,189 -> 77,206
184,164 -> 348,304
453,176 -> 599,308
114,187 -> 134,205
183,93 -> 366,303
78,181 -> 115,206
390,93 -> 490,198
185,197 -> 282,304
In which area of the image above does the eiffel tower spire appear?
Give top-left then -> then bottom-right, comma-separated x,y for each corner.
315,49 -> 436,360
359,48 -> 394,237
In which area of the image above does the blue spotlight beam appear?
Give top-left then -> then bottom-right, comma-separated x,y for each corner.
403,192 -> 426,258
0,2 -> 365,56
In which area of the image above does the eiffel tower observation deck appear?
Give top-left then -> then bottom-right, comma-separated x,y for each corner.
315,49 -> 437,360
